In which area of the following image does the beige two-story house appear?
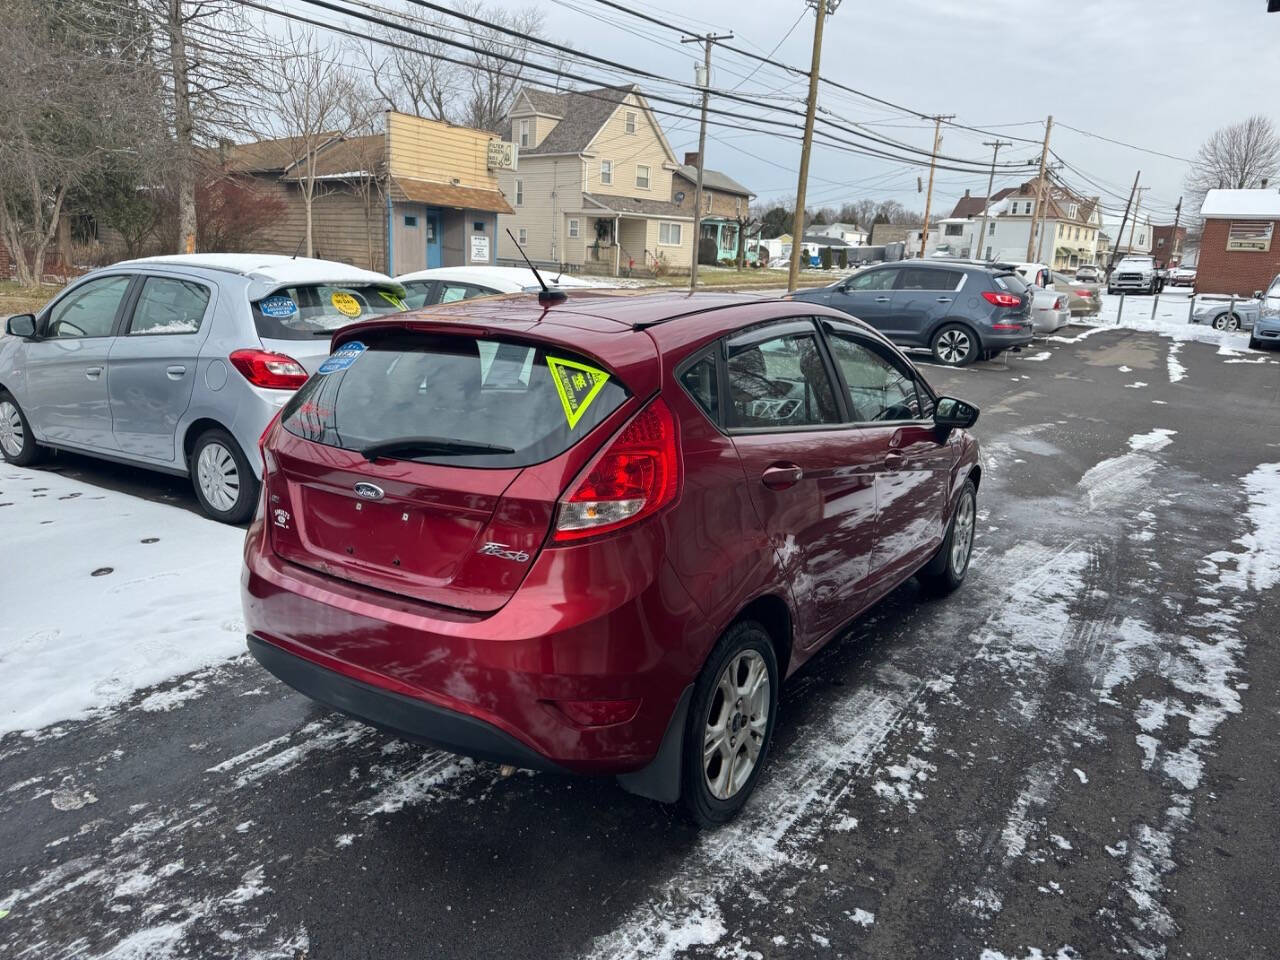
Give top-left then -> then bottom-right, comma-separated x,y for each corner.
497,85 -> 694,275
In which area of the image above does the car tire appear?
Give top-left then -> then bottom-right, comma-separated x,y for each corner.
681,619 -> 779,828
0,391 -> 43,467
1213,313 -> 1241,332
1250,335 -> 1261,350
189,426 -> 259,524
932,324 -> 979,366
918,479 -> 977,596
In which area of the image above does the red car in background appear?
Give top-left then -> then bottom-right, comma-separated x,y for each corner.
241,291 -> 981,825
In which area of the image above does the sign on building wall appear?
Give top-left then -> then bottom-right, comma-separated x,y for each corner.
470,234 -> 491,262
1227,221 -> 1274,252
486,140 -> 518,171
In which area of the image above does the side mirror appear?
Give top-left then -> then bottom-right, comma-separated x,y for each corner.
935,396 -> 979,430
5,314 -> 37,339
1254,290 -> 1264,299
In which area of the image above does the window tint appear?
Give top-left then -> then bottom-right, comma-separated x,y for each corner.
128,277 -> 210,335
680,354 -> 719,423
725,330 -> 840,429
46,275 -> 131,339
252,284 -> 408,340
898,267 -> 962,291
826,333 -> 924,423
281,334 -> 628,468
845,268 -> 897,291
993,272 -> 1028,295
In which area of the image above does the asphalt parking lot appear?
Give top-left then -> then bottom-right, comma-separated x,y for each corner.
2,321 -> 1278,959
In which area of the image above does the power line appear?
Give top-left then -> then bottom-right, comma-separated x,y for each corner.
1054,121 -> 1193,164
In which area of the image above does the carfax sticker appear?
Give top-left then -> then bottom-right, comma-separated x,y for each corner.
546,356 -> 610,429
259,295 -> 298,317
317,340 -> 366,375
330,290 -> 363,318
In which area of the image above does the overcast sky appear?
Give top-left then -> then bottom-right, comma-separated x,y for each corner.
472,0 -> 1279,224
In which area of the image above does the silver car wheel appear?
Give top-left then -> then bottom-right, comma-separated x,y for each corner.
702,649 -> 770,801
936,329 -> 971,365
0,400 -> 24,458
197,441 -> 240,513
951,490 -> 976,575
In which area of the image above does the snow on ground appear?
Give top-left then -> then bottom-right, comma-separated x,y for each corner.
0,466 -> 245,735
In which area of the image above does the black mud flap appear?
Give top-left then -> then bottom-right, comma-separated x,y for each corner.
615,684 -> 693,804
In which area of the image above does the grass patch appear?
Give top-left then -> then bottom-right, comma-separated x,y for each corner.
0,281 -> 60,316
652,267 -> 838,290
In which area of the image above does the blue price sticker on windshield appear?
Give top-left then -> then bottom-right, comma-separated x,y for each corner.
318,340 -> 366,375
259,295 -> 298,318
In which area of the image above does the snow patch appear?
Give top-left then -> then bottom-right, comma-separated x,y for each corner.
1167,341 -> 1186,382
1127,428 -> 1176,453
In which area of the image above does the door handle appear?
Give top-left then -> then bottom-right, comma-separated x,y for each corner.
166,365 -> 187,379
884,450 -> 906,469
84,366 -> 103,380
761,463 -> 804,491
874,296 -> 892,303
936,297 -> 953,303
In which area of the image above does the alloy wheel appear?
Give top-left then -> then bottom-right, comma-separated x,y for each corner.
196,441 -> 240,513
951,491 -> 976,575
702,649 -> 770,801
0,401 -> 24,458
936,329 -> 971,365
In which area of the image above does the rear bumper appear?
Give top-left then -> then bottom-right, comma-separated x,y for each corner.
982,322 -> 1035,349
248,634 -> 566,771
240,517 -> 711,775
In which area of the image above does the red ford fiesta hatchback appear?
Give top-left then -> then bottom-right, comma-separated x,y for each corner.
242,291 -> 981,825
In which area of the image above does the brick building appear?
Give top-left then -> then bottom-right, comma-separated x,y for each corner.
1195,189 -> 1280,295
1150,223 -> 1187,269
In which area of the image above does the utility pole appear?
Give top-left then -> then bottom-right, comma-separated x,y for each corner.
1031,160 -> 1063,265
1107,171 -> 1140,278
1024,115 -> 1053,261
682,30 -> 733,291
787,0 -> 840,293
974,139 -> 1011,261
1170,195 -> 1183,265
1127,186 -> 1149,255
918,115 -> 955,259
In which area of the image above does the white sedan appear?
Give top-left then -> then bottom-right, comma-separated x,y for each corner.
396,266 -> 610,308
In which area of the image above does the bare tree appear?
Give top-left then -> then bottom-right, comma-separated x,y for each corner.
459,2 -> 547,132
1186,115 -> 1280,212
150,0 -> 264,253
0,0 -> 162,285
260,26 -> 359,258
360,23 -> 461,121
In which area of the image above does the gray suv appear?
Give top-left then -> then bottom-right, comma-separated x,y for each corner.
0,254 -> 406,522
788,260 -> 1034,366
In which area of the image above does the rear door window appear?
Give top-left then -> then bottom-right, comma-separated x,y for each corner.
724,325 -> 841,429
281,333 -> 628,468
252,283 -> 408,340
127,277 -> 211,335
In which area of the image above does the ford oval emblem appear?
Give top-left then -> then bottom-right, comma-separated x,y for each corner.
353,482 -> 385,501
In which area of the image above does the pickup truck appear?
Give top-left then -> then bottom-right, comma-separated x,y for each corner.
1108,256 -> 1161,295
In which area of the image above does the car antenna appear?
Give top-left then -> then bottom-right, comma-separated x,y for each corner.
291,235 -> 304,260
505,228 -> 566,304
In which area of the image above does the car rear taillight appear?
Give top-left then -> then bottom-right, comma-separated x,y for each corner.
554,395 -> 680,541
1054,297 -> 1065,310
229,349 -> 309,390
1075,288 -> 1091,297
982,291 -> 1022,307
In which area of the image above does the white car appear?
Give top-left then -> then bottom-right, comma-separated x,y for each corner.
395,266 -> 609,308
1003,262 -> 1068,332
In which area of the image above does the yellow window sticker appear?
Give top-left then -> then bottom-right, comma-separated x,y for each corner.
378,290 -> 409,311
547,356 -> 610,429
331,290 -> 362,318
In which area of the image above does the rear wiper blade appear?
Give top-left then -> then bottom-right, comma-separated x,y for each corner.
360,436 -> 516,461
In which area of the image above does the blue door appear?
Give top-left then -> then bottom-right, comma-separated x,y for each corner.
426,210 -> 442,268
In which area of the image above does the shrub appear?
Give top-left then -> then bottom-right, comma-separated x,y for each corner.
820,246 -> 833,270
698,236 -> 719,265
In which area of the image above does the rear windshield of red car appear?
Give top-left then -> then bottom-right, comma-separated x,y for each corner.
280,332 -> 629,468
252,283 -> 409,340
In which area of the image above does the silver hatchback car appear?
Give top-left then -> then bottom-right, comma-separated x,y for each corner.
0,254 -> 407,522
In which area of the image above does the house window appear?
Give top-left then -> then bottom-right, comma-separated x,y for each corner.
403,215 -> 418,227
704,193 -> 712,213
636,164 -> 651,189
517,227 -> 528,245
568,218 -> 580,238
625,111 -> 637,134
659,222 -> 682,245
945,223 -> 963,237
519,119 -> 530,147
600,160 -> 612,185
989,222 -> 996,234
515,179 -> 523,206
